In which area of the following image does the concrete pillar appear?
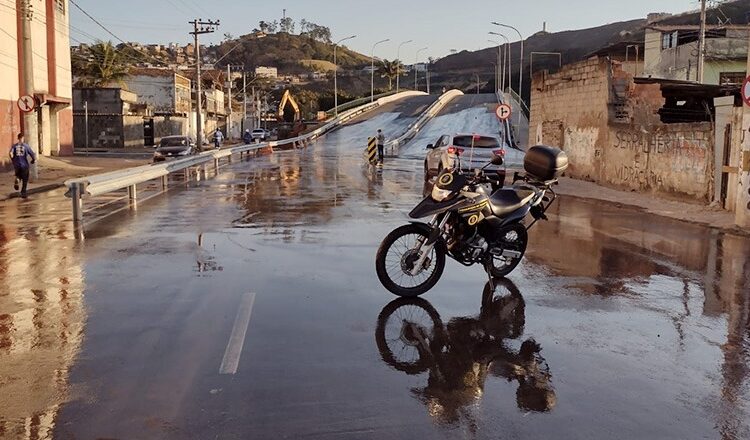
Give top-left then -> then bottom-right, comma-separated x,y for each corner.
736,39 -> 750,228
39,105 -> 51,156
49,106 -> 60,155
128,185 -> 137,201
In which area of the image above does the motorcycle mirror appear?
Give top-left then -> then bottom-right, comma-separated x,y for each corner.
490,155 -> 504,166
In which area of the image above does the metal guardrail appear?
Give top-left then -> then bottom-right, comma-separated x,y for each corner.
325,90 -> 399,118
385,89 -> 464,156
64,91 -> 426,223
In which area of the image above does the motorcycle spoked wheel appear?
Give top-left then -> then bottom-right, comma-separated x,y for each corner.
375,298 -> 446,374
375,224 -> 447,297
484,223 -> 528,278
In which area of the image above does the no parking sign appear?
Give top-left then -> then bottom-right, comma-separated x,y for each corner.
742,75 -> 750,107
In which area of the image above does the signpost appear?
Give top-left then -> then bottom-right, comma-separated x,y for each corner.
742,75 -> 750,107
495,103 -> 512,120
366,137 -> 378,164
17,95 -> 35,113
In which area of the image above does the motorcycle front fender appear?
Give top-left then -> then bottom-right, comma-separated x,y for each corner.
409,196 -> 463,219
409,221 -> 447,250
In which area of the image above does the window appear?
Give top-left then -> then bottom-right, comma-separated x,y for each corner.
55,0 -> 65,15
661,32 -> 677,50
719,72 -> 746,85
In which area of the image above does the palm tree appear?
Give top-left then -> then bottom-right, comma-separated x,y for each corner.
74,41 -> 131,87
378,59 -> 405,90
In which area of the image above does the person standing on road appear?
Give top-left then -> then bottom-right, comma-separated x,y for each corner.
243,129 -> 252,144
213,129 -> 224,149
9,133 -> 36,198
376,129 -> 385,164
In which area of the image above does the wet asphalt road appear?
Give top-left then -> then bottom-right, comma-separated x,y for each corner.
1,95 -> 749,439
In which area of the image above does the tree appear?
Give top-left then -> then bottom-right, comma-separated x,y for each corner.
73,41 -> 131,87
258,20 -> 270,33
268,20 -> 279,33
223,33 -> 234,42
378,59 -> 404,90
279,17 -> 295,34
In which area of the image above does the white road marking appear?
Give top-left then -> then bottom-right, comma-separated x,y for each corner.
219,292 -> 256,375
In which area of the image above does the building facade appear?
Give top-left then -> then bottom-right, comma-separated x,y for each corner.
255,66 -> 278,78
0,0 -> 73,168
643,24 -> 749,84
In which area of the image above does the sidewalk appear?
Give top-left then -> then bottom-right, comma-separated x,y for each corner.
555,176 -> 745,235
2,156 -> 150,201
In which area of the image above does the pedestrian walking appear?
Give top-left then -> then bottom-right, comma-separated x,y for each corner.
9,133 -> 36,198
376,129 -> 385,164
243,129 -> 252,144
213,129 -> 224,149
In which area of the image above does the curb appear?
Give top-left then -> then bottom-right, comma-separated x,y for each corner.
1,183 -> 65,201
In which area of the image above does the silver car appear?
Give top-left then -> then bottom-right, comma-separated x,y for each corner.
424,133 -> 507,177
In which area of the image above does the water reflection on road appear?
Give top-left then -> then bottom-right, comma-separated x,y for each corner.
0,202 -> 85,439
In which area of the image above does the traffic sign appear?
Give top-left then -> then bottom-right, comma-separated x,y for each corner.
17,95 -> 35,113
742,75 -> 750,107
496,103 -> 512,120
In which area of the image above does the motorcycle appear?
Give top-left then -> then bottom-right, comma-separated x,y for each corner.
375,278 -> 556,423
375,145 -> 568,297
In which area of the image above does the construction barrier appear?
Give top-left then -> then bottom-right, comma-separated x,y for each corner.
366,137 -> 378,164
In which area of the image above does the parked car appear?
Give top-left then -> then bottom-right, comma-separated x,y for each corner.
251,129 -> 267,141
153,135 -> 196,162
424,133 -> 507,179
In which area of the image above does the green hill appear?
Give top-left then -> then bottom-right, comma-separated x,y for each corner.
210,32 -> 370,74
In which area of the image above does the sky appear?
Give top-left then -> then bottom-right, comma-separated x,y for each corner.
70,0 -> 702,60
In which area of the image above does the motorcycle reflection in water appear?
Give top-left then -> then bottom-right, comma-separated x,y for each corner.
375,278 -> 556,425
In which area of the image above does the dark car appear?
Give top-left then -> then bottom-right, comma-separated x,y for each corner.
153,136 -> 196,162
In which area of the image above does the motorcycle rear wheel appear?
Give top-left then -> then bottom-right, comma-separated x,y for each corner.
485,223 -> 528,278
376,224 -> 446,297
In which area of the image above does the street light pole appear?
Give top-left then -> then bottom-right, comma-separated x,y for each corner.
334,35 -> 356,117
492,22 -> 524,127
371,39 -> 389,102
488,39 -> 502,93
415,47 -> 427,91
396,40 -> 412,93
489,31 -> 510,94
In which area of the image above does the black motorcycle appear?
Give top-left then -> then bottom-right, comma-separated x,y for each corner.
375,278 -> 556,423
376,145 -> 568,297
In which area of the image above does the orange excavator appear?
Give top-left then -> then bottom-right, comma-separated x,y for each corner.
276,90 -> 304,139
277,90 -> 301,122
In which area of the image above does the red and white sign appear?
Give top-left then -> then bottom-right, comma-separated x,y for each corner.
495,103 -> 512,120
742,75 -> 750,107
17,95 -> 35,113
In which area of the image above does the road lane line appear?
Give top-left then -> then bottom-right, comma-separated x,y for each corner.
219,292 -> 256,375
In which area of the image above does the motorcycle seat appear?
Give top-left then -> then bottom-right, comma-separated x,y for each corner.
489,189 -> 535,217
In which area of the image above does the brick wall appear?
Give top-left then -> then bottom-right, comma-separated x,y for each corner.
529,57 -> 716,202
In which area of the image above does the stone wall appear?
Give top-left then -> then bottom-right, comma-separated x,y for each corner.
529,57 -> 717,202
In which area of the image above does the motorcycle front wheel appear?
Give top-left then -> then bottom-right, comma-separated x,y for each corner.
375,224 -> 446,297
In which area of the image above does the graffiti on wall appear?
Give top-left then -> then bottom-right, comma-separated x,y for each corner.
612,129 -> 710,191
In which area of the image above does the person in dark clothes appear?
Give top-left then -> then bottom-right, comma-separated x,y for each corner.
376,129 -> 385,163
9,133 -> 36,198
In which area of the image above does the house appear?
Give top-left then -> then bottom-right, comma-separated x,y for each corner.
123,68 -> 192,115
72,88 -> 148,149
643,14 -> 749,84
0,0 -> 74,167
255,66 -> 279,78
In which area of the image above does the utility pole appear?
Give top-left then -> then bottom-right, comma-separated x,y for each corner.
20,0 -> 38,178
697,0 -> 707,83
736,32 -> 750,227
242,69 -> 247,133
190,19 -> 219,147
227,64 -> 232,139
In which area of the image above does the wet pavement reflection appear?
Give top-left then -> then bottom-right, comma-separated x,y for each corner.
0,96 -> 748,439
